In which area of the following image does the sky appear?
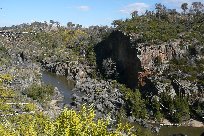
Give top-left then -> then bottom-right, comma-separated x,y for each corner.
0,0 -> 203,27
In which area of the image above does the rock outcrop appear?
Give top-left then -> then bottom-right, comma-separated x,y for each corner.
95,30 -> 203,99
95,31 -> 141,88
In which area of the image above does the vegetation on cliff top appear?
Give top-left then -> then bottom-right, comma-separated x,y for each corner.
113,2 -> 204,44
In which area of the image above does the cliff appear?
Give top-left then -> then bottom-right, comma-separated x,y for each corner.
95,31 -> 189,88
95,31 -> 141,88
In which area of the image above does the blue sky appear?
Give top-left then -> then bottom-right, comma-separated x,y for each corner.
0,0 -> 203,27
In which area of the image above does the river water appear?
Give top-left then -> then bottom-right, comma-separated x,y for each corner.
158,126 -> 204,136
41,71 -> 204,136
41,71 -> 75,104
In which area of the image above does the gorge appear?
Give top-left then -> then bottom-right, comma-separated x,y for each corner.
0,2 -> 204,135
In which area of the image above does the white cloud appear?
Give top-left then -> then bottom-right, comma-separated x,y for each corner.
163,0 -> 203,6
161,0 -> 203,11
119,3 -> 150,14
77,6 -> 90,11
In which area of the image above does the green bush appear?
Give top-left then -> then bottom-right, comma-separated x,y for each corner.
119,84 -> 147,119
24,83 -> 54,103
160,93 -> 190,123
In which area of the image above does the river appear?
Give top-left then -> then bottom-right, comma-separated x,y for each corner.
158,126 -> 204,136
41,71 -> 204,136
41,71 -> 75,104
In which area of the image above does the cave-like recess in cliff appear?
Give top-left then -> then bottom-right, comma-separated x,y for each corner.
95,31 -> 142,88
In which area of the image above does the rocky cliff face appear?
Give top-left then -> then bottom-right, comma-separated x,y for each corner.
95,31 -> 189,88
95,31 -> 141,88
136,39 -> 188,71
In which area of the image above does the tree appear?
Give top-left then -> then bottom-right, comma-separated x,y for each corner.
168,9 -> 177,23
131,10 -> 138,18
111,19 -> 123,27
75,24 -> 82,29
155,111 -> 163,122
192,2 -> 204,14
145,10 -> 152,17
55,21 -> 60,27
49,20 -> 55,25
161,5 -> 167,18
181,3 -> 188,15
155,3 -> 168,20
173,96 -> 190,123
120,86 -> 147,119
67,22 -> 73,28
155,3 -> 163,20
152,97 -> 162,122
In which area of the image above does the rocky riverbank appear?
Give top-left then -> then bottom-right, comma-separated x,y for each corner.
41,58 -> 125,121
0,47 -> 66,116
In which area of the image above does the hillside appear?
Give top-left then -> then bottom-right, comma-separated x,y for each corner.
0,2 -> 204,135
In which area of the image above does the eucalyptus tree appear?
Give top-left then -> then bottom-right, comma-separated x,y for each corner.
111,19 -> 123,28
155,3 -> 162,20
131,10 -> 138,19
192,2 -> 204,14
181,3 -> 188,15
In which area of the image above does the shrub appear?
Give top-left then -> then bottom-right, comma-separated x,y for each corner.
24,83 -> 54,103
0,105 -> 136,136
119,84 -> 147,119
